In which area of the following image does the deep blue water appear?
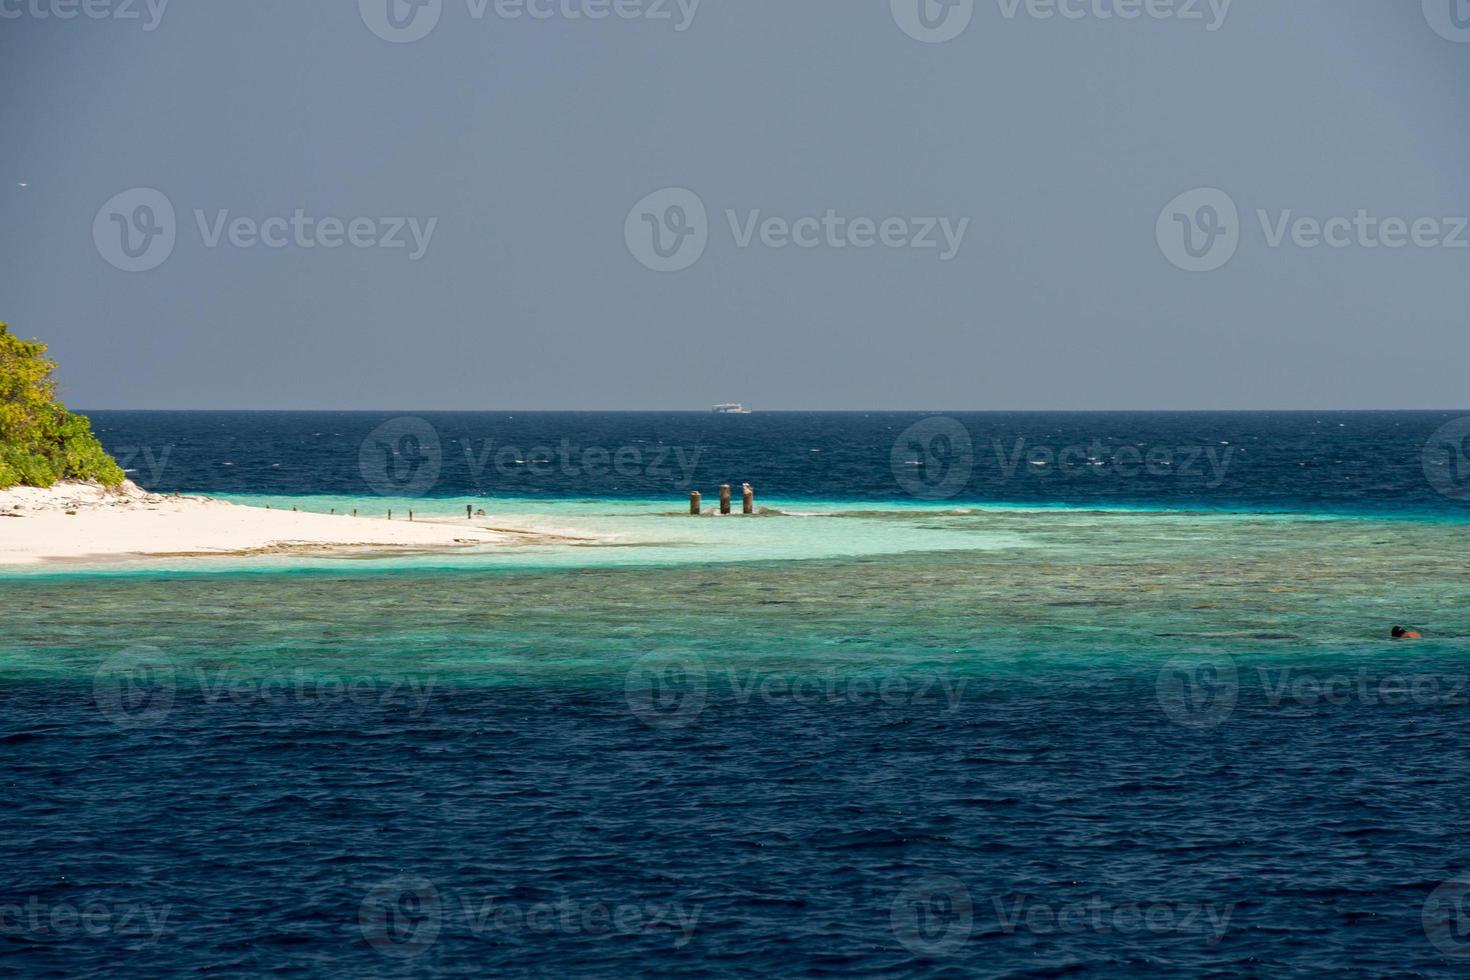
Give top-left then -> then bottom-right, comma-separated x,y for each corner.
86,409 -> 1470,518
6,665 -> 1470,977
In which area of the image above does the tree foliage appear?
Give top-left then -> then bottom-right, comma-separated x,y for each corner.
0,322 -> 123,488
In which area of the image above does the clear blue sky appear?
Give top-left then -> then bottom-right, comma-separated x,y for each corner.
3,0 -> 1468,409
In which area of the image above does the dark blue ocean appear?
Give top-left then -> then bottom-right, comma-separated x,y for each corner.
85,409 -> 1470,518
6,412 -> 1470,977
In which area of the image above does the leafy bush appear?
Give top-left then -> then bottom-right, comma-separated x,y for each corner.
0,322 -> 123,489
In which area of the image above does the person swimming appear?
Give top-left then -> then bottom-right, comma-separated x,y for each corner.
1391,626 -> 1422,639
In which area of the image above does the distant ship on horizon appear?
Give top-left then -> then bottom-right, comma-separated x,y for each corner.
712,403 -> 752,414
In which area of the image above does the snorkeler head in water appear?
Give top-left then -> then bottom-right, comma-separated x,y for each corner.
1391,626 -> 1423,639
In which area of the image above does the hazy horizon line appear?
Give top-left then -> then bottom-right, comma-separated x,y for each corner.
76,407 -> 1470,415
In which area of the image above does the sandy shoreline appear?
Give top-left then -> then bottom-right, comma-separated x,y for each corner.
0,481 -> 572,567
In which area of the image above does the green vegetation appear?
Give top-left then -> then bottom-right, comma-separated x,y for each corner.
0,323 -> 123,489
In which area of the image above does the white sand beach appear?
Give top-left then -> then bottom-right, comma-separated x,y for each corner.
0,481 -> 555,566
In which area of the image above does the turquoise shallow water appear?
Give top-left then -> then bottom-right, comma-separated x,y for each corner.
7,498 -> 1470,677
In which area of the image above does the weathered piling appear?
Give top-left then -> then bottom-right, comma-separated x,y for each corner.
690,490 -> 702,515
719,484 -> 731,515
743,484 -> 754,514
409,510 -> 414,521
467,504 -> 473,520
388,509 -> 392,520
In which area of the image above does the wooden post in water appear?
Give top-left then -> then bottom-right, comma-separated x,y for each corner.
352,508 -> 357,517
690,490 -> 701,515
719,484 -> 731,515
743,483 -> 754,515
409,510 -> 414,522
467,504 -> 473,520
388,509 -> 392,520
